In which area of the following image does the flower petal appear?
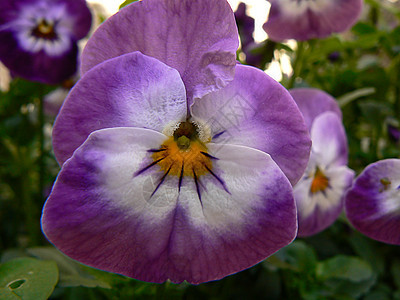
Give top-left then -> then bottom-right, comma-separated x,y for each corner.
42,127 -> 297,284
263,0 -> 363,41
290,88 -> 342,131
81,0 -> 239,103
294,165 -> 354,237
311,111 -> 349,167
191,64 -> 311,185
52,51 -> 187,165
345,159 -> 400,245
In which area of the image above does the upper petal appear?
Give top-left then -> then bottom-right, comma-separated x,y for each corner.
52,51 -> 187,165
81,0 -> 239,103
345,159 -> 400,245
191,64 -> 311,185
289,88 -> 342,131
42,127 -> 297,284
311,111 -> 349,167
263,0 -> 363,41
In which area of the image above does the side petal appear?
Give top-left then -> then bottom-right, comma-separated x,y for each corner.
81,0 -> 239,102
42,127 -> 297,284
345,159 -> 400,245
52,51 -> 187,165
295,165 -> 354,237
311,111 -> 349,167
289,88 -> 342,131
263,0 -> 363,41
191,64 -> 311,185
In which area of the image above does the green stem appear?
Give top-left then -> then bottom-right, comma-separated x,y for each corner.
288,41 -> 305,89
38,89 -> 45,202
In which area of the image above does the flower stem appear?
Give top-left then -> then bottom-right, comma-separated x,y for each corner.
288,41 -> 305,89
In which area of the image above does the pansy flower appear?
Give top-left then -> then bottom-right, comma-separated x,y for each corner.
291,88 -> 354,237
345,159 -> 400,245
263,0 -> 363,41
0,0 -> 91,84
234,2 -> 263,67
41,0 -> 311,284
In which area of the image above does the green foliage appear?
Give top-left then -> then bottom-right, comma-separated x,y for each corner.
119,0 -> 140,10
0,257 -> 58,300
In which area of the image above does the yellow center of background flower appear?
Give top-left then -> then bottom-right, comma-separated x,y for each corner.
310,168 -> 329,194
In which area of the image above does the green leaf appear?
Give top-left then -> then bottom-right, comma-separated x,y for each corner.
0,257 -> 58,300
273,241 -> 317,272
119,0 -> 139,10
27,247 -> 112,289
316,255 -> 373,282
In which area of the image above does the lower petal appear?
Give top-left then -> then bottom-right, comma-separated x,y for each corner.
42,127 -> 297,284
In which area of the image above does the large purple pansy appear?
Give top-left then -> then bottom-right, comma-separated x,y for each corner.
0,0 -> 91,84
345,159 -> 400,245
263,0 -> 363,41
291,88 -> 354,237
42,0 -> 311,284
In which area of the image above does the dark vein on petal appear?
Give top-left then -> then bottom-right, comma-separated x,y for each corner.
200,151 -> 219,160
204,164 -> 231,194
147,148 -> 167,153
178,162 -> 184,192
193,168 -> 203,206
134,156 -> 166,176
213,131 -> 225,139
151,164 -> 173,198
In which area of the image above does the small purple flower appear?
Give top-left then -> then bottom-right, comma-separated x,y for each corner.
0,0 -> 91,84
41,0 -> 311,284
263,0 -> 363,41
291,88 -> 354,237
345,159 -> 400,245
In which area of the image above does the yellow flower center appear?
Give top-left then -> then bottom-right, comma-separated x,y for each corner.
310,167 -> 329,194
32,19 -> 57,40
152,136 -> 213,178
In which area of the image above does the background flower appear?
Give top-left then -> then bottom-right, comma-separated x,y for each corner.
263,0 -> 364,41
345,159 -> 400,245
0,0 -> 91,84
291,88 -> 354,237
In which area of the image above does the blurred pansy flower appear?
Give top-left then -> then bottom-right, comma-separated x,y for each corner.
345,159 -> 400,245
234,2 -> 263,67
43,78 -> 75,116
263,0 -> 363,41
0,0 -> 91,84
291,88 -> 354,237
41,0 -> 311,284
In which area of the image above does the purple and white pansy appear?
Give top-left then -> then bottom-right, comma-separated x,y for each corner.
0,0 -> 91,84
41,0 -> 311,284
263,0 -> 364,41
290,88 -> 354,237
345,159 -> 400,245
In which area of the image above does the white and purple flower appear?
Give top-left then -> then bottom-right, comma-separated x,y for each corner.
41,0 -> 311,284
263,0 -> 364,41
0,0 -> 91,84
291,88 -> 354,237
345,159 -> 400,245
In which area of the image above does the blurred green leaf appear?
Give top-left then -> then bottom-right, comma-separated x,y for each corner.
0,257 -> 58,300
274,241 -> 317,272
316,255 -> 373,282
119,0 -> 139,10
27,246 -> 112,289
